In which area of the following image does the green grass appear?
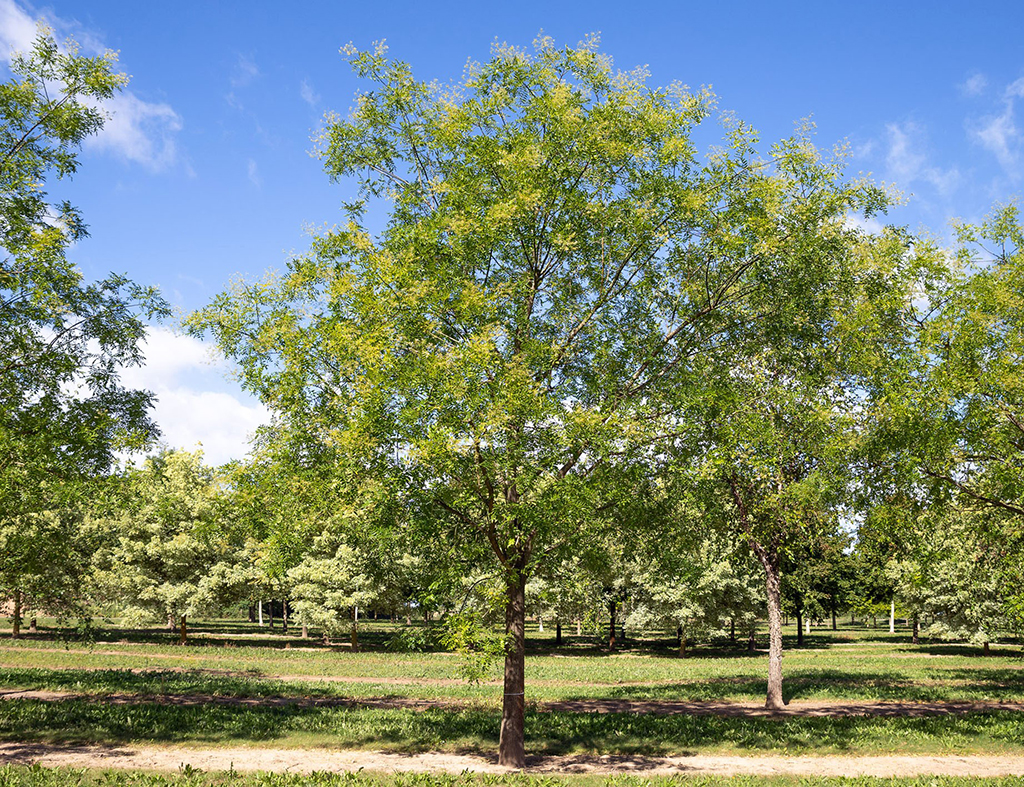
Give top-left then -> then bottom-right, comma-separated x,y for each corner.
4,769 -> 1024,787
0,619 -> 1022,759
2,698 -> 1024,755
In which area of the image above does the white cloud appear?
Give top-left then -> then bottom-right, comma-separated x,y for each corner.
884,122 -> 960,196
0,0 -> 184,173
300,78 -> 320,107
247,158 -> 261,187
0,0 -> 37,58
972,105 -> 1018,171
120,328 -> 270,466
85,92 -> 183,171
960,73 -> 988,97
844,214 -> 884,235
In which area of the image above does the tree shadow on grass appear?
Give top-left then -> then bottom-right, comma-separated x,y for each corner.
2,697 -> 1023,757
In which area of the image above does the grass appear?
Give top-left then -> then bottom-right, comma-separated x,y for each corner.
0,619 -> 1022,759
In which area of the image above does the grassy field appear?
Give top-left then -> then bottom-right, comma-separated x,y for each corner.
0,619 -> 1022,760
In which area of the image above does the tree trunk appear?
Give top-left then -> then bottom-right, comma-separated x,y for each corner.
851,610 -> 855,625
805,615 -> 811,637
351,606 -> 359,651
269,600 -> 274,630
248,603 -> 256,623
28,616 -> 36,634
831,602 -> 837,631
912,614 -> 919,645
608,599 -> 617,651
11,591 -> 21,639
747,627 -> 756,653
730,618 -> 736,645
757,549 -> 786,709
983,641 -> 990,656
555,618 -> 562,647
301,622 -> 308,639
889,598 -> 895,634
282,600 -> 289,633
576,619 -> 582,636
678,633 -> 686,657
166,613 -> 175,631
537,616 -> 543,633
795,608 -> 804,648
258,600 -> 264,627
498,571 -> 527,769
179,615 -> 187,646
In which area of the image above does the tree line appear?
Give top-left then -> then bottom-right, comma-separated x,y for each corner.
2,29 -> 1022,768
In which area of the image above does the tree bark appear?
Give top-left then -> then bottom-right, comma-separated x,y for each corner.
555,618 -> 562,647
747,627 -> 756,653
28,616 -> 36,634
282,600 -> 289,633
756,549 -> 786,709
11,591 -> 21,639
608,599 -> 617,651
795,608 -> 804,648
301,622 -> 308,639
258,600 -> 264,627
678,632 -> 686,657
351,606 -> 359,652
983,641 -> 990,656
912,614 -> 919,645
576,619 -> 582,636
889,598 -> 895,634
831,602 -> 837,631
179,615 -> 187,646
498,570 -> 527,769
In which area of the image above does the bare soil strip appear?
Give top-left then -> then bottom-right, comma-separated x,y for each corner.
2,742 -> 1024,776
3,688 -> 1024,718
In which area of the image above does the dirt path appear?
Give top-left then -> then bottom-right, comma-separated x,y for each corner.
2,741 -> 1024,777
3,687 -> 1024,718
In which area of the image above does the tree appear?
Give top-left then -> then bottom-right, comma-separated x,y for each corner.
190,37 -> 890,765
91,450 -> 226,644
0,26 -> 167,621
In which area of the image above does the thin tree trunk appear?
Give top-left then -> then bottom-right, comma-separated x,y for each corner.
555,618 -> 562,647
912,614 -> 919,645
889,598 -> 895,634
301,622 -> 308,639
679,633 -> 686,657
831,602 -> 837,631
179,615 -> 187,646
248,603 -> 256,623
851,610 -> 855,625
747,627 -> 756,653
757,549 -> 786,709
11,591 -> 21,640
498,570 -> 527,769
538,616 -> 543,633
796,608 -> 804,648
258,600 -> 264,627
283,600 -> 289,633
28,616 -> 36,634
576,619 -> 582,636
608,599 -> 617,651
269,600 -> 274,630
983,641 -> 990,656
351,606 -> 359,652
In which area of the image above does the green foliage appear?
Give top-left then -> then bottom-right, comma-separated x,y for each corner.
90,450 -> 228,631
439,610 -> 505,683
0,25 -> 168,622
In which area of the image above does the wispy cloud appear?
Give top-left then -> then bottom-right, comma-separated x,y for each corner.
247,158 -> 261,188
231,53 -> 259,88
884,121 -> 960,196
300,78 -> 320,107
967,79 -> 1024,177
0,0 -> 185,173
960,73 -> 988,97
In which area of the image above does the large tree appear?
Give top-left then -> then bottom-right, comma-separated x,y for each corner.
190,37 -> 889,765
0,27 -> 167,623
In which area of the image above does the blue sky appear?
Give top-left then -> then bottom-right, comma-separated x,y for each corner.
3,0 -> 1024,464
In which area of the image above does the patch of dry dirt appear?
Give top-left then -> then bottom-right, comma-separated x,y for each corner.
2,742 -> 1024,776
